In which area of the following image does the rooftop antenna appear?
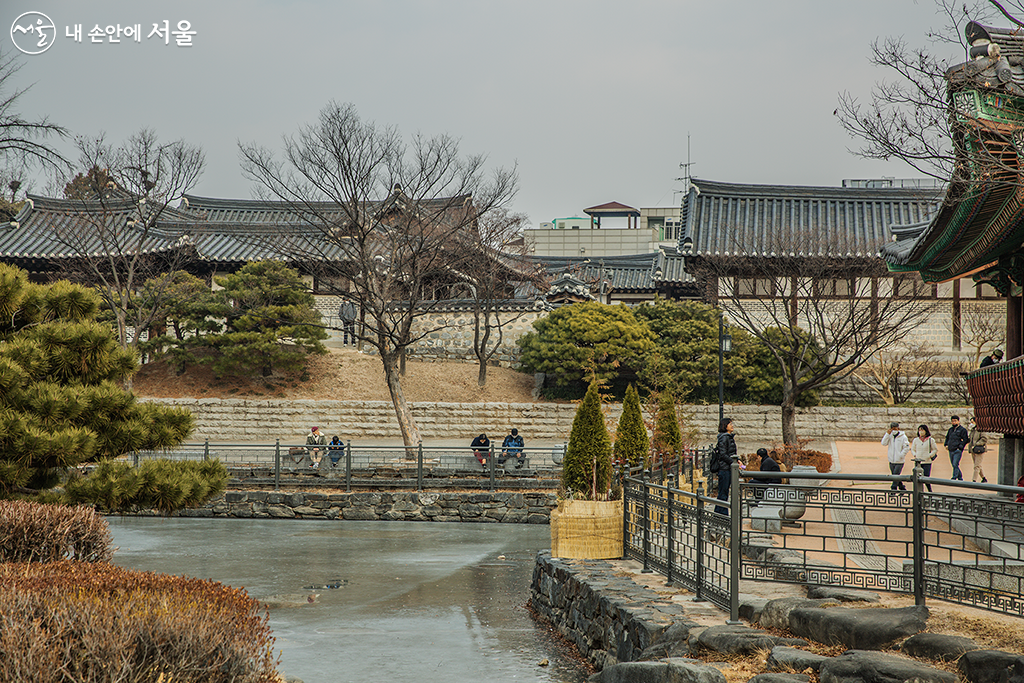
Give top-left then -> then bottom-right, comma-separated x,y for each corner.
676,133 -> 694,196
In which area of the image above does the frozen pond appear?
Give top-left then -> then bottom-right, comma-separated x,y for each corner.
108,518 -> 587,683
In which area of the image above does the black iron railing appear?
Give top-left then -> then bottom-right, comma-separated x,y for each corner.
624,459 -> 1024,619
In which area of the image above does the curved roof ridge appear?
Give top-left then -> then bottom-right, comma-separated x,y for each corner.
690,177 -> 943,199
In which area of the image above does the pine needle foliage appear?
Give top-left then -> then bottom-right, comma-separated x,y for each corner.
0,264 -> 194,494
207,261 -> 328,378
562,380 -> 612,499
64,459 -> 227,514
652,390 -> 682,464
614,384 -> 649,467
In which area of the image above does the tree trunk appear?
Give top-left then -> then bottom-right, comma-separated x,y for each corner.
382,354 -> 421,456
781,397 -> 798,446
477,357 -> 488,387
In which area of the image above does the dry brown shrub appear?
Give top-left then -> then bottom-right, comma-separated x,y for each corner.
764,445 -> 832,473
0,561 -> 279,682
0,500 -> 112,563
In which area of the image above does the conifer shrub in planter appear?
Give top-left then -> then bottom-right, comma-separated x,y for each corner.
613,383 -> 649,468
552,381 -> 622,559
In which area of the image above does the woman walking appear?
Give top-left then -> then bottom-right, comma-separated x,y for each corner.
910,424 -> 938,492
712,418 -> 737,515
968,416 -> 988,483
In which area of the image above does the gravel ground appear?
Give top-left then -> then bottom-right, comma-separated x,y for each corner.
133,348 -> 541,403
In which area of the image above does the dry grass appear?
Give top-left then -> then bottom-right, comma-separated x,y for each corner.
134,348 -> 540,403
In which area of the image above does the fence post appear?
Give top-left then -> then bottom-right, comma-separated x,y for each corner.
728,454 -> 741,624
642,470 -> 652,573
666,474 -> 676,587
204,438 -> 210,462
133,451 -> 139,468
274,439 -> 280,491
417,441 -> 424,492
489,443 -> 496,492
912,460 -> 925,607
346,440 -> 352,493
621,464 -> 629,560
694,481 -> 705,602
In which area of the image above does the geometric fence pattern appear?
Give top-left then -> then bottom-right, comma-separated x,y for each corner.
624,467 -> 1024,619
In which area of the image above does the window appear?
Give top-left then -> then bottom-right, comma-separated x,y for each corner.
736,278 -> 774,297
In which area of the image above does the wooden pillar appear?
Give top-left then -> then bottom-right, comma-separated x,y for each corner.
1008,294 -> 1022,360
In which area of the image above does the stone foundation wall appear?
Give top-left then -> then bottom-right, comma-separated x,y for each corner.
171,490 -> 557,523
530,551 -> 679,670
143,398 -> 974,446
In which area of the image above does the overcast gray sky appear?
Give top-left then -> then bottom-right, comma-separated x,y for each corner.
4,1 -> 971,226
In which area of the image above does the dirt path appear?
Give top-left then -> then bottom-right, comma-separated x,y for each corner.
133,348 -> 542,403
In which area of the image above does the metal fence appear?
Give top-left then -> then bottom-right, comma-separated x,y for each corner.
624,459 -> 1024,620
132,441 -> 566,492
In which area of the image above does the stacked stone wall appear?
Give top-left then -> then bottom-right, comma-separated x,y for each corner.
531,551 -> 678,670
172,490 -> 557,523
143,398 -> 974,446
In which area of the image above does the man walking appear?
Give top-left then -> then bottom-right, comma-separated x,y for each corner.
944,415 -> 969,481
881,421 -> 910,491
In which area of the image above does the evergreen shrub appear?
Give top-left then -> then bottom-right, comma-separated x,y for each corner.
64,459 -> 228,513
562,381 -> 612,499
0,560 -> 278,682
614,384 -> 648,467
651,391 -> 682,466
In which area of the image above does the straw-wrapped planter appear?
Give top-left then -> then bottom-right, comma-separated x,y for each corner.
550,498 -> 623,559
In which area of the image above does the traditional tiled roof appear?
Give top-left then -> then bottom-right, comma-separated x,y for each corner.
529,251 -> 697,295
0,195 -> 193,260
0,192 -> 477,267
681,179 -> 942,258
181,192 -> 474,228
881,21 -> 1024,283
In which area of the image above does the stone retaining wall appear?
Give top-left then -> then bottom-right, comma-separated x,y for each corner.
531,551 -> 678,670
143,397 -> 973,445
171,490 -> 557,523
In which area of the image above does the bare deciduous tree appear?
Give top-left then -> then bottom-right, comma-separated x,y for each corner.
852,342 -> 944,405
239,102 -> 517,449
697,231 -> 937,444
55,130 -> 205,353
958,302 -> 1006,364
458,207 -> 544,386
0,48 -> 69,173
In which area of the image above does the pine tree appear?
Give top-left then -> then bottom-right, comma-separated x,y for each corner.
614,384 -> 649,467
209,261 -> 328,377
562,381 -> 612,499
651,390 -> 682,467
0,264 -> 194,494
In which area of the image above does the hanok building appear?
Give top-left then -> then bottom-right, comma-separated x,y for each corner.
883,20 -> 1024,486
677,178 -> 961,339
0,190 -> 534,349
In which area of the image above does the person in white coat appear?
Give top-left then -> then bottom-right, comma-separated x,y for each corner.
910,424 -> 938,492
881,421 -> 910,491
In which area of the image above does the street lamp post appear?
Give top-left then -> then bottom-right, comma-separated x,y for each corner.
718,313 -> 732,423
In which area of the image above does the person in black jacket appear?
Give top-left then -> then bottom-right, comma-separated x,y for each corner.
713,418 -> 737,515
944,415 -> 969,481
470,433 -> 490,468
751,447 -> 781,504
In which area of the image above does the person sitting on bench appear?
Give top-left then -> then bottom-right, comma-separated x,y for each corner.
751,448 -> 781,503
327,435 -> 345,467
500,428 -> 525,469
470,433 -> 490,468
